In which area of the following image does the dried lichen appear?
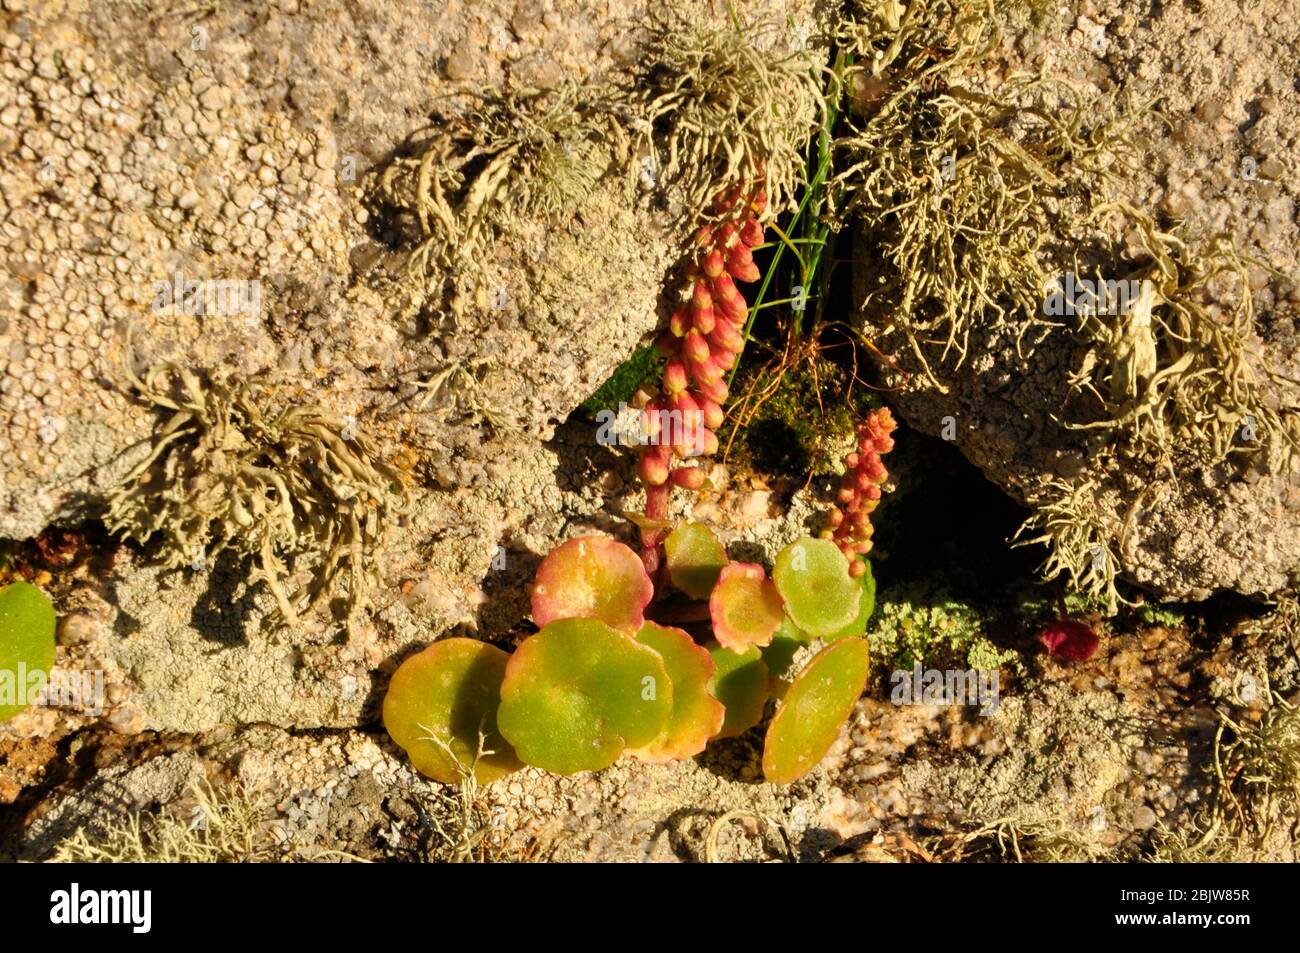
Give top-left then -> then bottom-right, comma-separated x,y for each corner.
1012,477 -> 1121,610
632,9 -> 822,220
51,781 -> 301,863
1064,203 -> 1300,470
105,357 -> 405,630
376,83 -> 629,284
835,0 -> 1132,387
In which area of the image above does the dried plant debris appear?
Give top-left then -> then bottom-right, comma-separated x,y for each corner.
376,84 -> 630,282
1012,477 -> 1121,610
836,0 -> 1132,387
1063,204 -> 1300,470
632,9 -> 822,220
1150,686 -> 1300,862
105,359 -> 405,630
51,782 -> 291,863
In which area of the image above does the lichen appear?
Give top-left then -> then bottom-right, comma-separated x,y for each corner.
835,0 -> 1133,388
105,357 -> 405,630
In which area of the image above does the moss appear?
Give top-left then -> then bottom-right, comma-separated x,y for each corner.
719,359 -> 876,478
865,582 -> 1018,673
579,344 -> 662,416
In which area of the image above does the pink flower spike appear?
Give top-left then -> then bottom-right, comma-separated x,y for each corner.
1040,619 -> 1099,662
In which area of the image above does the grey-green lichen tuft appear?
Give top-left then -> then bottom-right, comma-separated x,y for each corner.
105,358 -> 405,630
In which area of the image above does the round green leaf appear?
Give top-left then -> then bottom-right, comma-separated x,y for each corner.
0,581 -> 57,723
531,535 -> 653,633
709,562 -> 784,651
382,638 -> 521,785
706,642 -> 769,739
772,538 -> 860,637
629,622 -> 725,763
762,637 -> 870,784
498,618 -> 671,775
664,522 -> 729,599
824,560 -> 876,642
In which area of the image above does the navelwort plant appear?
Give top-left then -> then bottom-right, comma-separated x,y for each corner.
0,581 -> 56,722
106,358 -> 405,629
384,407 -> 897,785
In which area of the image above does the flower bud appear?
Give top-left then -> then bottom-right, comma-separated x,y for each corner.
698,396 -> 725,430
692,303 -> 716,335
683,329 -> 710,364
696,376 -> 729,405
726,242 -> 760,282
639,449 -> 669,486
702,248 -> 725,278
671,466 -> 705,489
663,360 -> 688,396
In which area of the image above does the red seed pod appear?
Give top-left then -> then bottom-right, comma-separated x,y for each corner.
694,225 -> 715,247
698,396 -> 725,430
848,558 -> 867,579
663,360 -> 688,396
740,216 -> 764,247
714,221 -> 737,248
726,243 -> 760,283
838,486 -> 855,504
827,507 -> 845,529
671,465 -> 706,490
639,449 -> 669,486
669,308 -> 689,337
683,329 -> 711,365
749,189 -> 768,214
710,343 -> 736,372
702,248 -> 725,278
844,451 -> 860,469
692,303 -> 716,336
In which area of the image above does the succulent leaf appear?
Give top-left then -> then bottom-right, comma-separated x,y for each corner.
664,522 -> 728,599
382,638 -> 521,785
531,535 -> 654,633
0,581 -> 56,723
823,559 -> 876,642
497,618 -> 671,775
706,642 -> 769,739
629,622 -> 725,763
762,637 -> 871,784
709,562 -> 784,651
772,538 -> 860,637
